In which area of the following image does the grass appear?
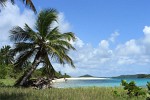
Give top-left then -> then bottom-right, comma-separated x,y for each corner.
0,79 -> 16,86
0,87 -> 147,100
0,79 -> 147,100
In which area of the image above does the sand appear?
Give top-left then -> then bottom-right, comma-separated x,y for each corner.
52,77 -> 109,83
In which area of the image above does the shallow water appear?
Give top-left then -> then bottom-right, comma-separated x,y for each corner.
52,78 -> 150,88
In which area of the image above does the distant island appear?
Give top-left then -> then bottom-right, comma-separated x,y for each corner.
113,74 -> 150,78
79,74 -> 94,77
80,74 -> 150,78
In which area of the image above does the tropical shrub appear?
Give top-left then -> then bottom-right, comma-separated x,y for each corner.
0,81 -> 6,87
0,65 -> 7,79
146,82 -> 150,100
63,73 -> 71,78
121,80 -> 146,97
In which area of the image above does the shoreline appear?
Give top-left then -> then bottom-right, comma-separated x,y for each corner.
52,77 -> 110,83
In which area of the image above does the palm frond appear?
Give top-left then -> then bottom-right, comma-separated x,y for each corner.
24,24 -> 40,42
36,9 -> 58,37
46,27 -> 59,39
10,26 -> 29,42
10,0 -> 15,4
10,24 -> 38,42
47,44 -> 75,68
62,54 -> 75,68
50,40 -> 76,50
43,53 -> 56,77
21,0 -> 36,13
60,32 -> 76,41
47,30 -> 76,43
1,0 -> 36,13
14,48 -> 36,70
12,42 -> 35,55
0,0 -> 6,6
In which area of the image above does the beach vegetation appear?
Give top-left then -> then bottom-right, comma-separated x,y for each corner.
146,82 -> 150,100
0,87 -> 147,100
121,80 -> 146,97
0,45 -> 14,65
32,68 -> 70,79
0,64 -> 8,79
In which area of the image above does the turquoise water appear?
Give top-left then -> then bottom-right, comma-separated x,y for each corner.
52,78 -> 150,88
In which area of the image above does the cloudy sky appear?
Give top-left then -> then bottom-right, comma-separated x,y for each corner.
1,0 -> 150,77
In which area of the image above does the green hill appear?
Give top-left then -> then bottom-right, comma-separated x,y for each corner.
114,74 -> 150,78
80,74 -> 94,77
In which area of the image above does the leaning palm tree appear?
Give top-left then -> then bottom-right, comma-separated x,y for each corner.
10,8 -> 76,86
0,0 -> 36,13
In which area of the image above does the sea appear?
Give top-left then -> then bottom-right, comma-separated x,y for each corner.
52,78 -> 150,88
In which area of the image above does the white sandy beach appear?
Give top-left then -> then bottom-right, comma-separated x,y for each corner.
52,77 -> 109,83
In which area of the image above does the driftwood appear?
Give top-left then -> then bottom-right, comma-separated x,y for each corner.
24,77 -> 52,89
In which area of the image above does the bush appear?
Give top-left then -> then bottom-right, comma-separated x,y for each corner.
121,80 -> 146,97
32,69 -> 43,78
147,82 -> 150,91
146,82 -> 150,100
0,65 -> 7,79
0,81 -> 6,87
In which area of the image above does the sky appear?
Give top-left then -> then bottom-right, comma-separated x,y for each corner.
1,0 -> 150,77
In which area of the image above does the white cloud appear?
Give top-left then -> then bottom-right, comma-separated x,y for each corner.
0,2 -> 35,47
116,39 -> 141,56
61,26 -> 150,77
71,37 -> 84,48
143,26 -> 150,44
109,31 -> 119,42
143,26 -> 150,36
99,40 -> 109,49
52,12 -> 71,33
57,12 -> 71,33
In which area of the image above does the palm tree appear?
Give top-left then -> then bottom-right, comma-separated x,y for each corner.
0,45 -> 14,65
10,8 -> 76,86
0,0 -> 36,13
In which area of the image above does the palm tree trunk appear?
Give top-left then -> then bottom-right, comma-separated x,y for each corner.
14,56 -> 42,86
